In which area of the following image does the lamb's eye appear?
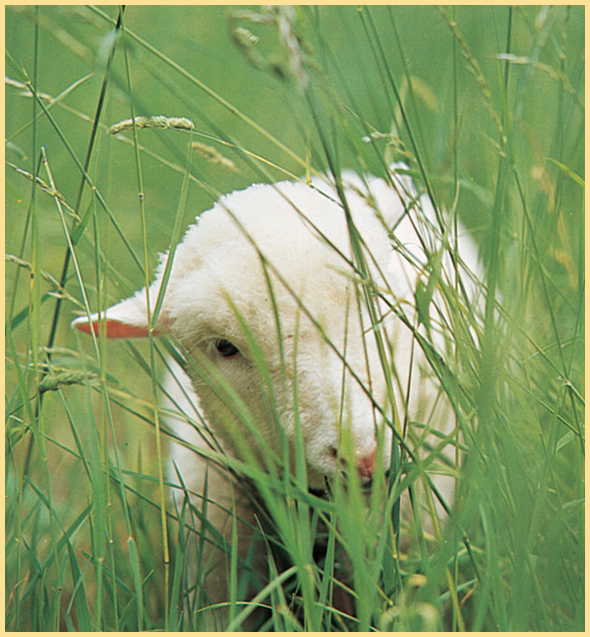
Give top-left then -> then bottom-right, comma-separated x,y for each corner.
215,339 -> 239,358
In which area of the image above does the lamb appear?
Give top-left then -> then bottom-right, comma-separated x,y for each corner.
72,166 -> 481,627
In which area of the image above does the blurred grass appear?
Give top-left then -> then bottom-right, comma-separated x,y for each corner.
5,5 -> 584,631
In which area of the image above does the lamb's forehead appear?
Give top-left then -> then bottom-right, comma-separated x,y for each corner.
178,181 -> 350,267
164,181 -> 366,299
162,180 -> 384,340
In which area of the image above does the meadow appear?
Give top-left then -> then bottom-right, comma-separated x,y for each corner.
5,5 -> 584,631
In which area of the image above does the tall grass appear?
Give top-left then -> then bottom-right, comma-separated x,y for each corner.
5,5 -> 584,631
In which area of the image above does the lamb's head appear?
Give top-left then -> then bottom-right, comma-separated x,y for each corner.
73,177 -> 406,488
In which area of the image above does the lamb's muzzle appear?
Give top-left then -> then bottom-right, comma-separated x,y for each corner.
356,447 -> 377,481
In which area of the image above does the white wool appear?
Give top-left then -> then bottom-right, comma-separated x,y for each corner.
73,166 -> 481,624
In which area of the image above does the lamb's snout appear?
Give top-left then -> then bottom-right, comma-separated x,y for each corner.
356,447 -> 377,481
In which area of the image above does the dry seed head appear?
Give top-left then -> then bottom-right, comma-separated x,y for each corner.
191,142 -> 238,172
107,115 -> 195,135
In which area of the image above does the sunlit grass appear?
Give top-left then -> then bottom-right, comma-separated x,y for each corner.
5,5 -> 584,631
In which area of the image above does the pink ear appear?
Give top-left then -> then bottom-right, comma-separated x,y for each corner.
71,288 -> 166,339
73,318 -> 159,339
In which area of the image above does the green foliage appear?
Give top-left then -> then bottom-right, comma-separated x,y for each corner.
5,5 -> 584,631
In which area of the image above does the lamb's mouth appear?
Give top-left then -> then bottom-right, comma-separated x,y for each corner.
308,467 -> 393,498
308,485 -> 329,498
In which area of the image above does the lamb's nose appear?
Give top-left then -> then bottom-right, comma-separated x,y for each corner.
356,448 -> 376,481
